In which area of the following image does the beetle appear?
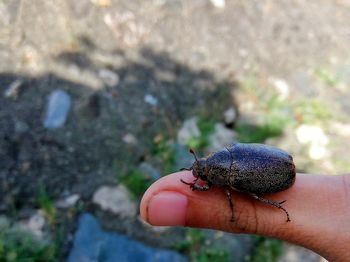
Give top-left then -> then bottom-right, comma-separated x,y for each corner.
180,143 -> 296,222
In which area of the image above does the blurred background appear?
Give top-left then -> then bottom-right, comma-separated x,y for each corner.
1,0 -> 350,261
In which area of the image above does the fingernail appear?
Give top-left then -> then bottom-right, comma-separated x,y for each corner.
147,191 -> 188,226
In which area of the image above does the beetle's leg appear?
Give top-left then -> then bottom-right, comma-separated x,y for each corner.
226,188 -> 234,222
180,167 -> 192,171
191,183 -> 210,191
180,177 -> 198,186
249,193 -> 291,222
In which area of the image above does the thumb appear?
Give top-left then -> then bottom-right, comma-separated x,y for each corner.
140,171 -> 350,261
140,171 -> 292,235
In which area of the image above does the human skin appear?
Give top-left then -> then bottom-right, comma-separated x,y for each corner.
140,172 -> 350,262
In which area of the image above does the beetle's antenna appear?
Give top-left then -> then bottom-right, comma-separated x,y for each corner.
189,148 -> 198,162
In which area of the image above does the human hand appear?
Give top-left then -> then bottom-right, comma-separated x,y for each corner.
140,172 -> 350,261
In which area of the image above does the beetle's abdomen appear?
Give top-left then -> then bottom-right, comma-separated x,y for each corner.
228,143 -> 296,194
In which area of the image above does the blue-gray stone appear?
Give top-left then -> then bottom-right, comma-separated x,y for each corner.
174,143 -> 193,171
68,213 -> 188,262
43,89 -> 71,129
138,162 -> 161,181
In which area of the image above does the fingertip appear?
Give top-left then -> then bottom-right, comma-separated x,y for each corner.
139,171 -> 193,224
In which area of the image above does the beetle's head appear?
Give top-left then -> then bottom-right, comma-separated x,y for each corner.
190,149 -> 208,181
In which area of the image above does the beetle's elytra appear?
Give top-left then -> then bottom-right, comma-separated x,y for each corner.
181,143 -> 296,222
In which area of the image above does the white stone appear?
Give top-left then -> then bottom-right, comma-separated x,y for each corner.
331,122 -> 350,137
210,0 -> 225,8
56,194 -> 80,209
177,117 -> 201,145
122,133 -> 138,145
309,144 -> 328,160
271,78 -> 289,100
4,79 -> 23,100
208,123 -> 237,152
223,107 -> 237,125
144,94 -> 158,106
296,125 -> 329,146
92,185 -> 136,218
98,69 -> 119,87
19,211 -> 46,237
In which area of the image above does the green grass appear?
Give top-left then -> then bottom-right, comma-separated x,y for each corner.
0,217 -> 57,262
314,68 -> 342,87
36,188 -> 57,226
294,99 -> 333,124
150,136 -> 176,174
175,229 -> 229,262
187,117 -> 216,151
247,237 -> 283,262
120,168 -> 152,199
236,95 -> 292,143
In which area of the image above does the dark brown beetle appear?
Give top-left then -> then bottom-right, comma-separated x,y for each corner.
181,143 -> 296,222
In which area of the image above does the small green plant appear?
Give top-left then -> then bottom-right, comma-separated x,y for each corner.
236,95 -> 292,143
175,229 -> 228,262
314,68 -> 342,87
294,99 -> 333,124
187,118 -> 216,151
150,136 -> 176,174
36,188 -> 56,226
120,168 -> 152,199
246,236 -> 283,262
0,217 -> 57,262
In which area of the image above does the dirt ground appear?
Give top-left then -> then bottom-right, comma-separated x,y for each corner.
1,0 -> 350,261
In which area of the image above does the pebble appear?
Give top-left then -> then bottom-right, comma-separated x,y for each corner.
56,194 -> 80,209
92,185 -> 136,218
296,125 -> 329,145
138,162 -> 161,181
210,0 -> 226,8
208,123 -> 237,152
177,117 -> 200,145
98,69 -> 120,87
19,210 -> 46,237
4,79 -> 23,100
68,213 -> 188,262
122,133 -> 138,145
144,94 -> 158,106
174,143 -> 193,170
43,89 -> 71,129
296,124 -> 329,160
271,78 -> 290,100
223,107 -> 237,125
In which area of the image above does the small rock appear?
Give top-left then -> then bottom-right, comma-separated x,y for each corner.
68,213 -> 188,262
278,243 -> 324,262
43,89 -> 72,129
271,78 -> 290,100
122,133 -> 138,145
144,94 -> 158,106
210,0 -> 226,8
309,144 -> 328,160
56,194 -> 80,209
4,79 -> 23,100
174,143 -> 193,170
208,123 -> 237,152
296,125 -> 329,146
223,107 -> 237,125
19,210 -> 46,237
296,125 -> 329,160
90,0 -> 111,7
138,162 -> 161,181
177,117 -> 201,145
331,122 -> 350,137
92,185 -> 136,218
98,69 -> 120,87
